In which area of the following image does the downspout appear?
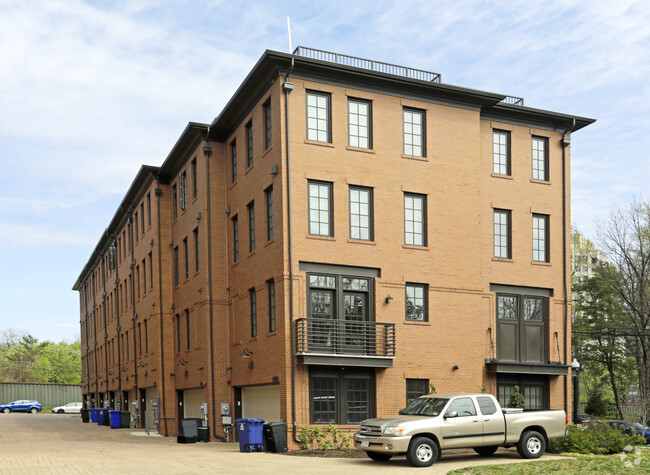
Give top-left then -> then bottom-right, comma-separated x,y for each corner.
128,215 -> 138,402
114,238 -> 122,407
93,281 -> 98,404
155,179 -> 169,436
561,118 -> 575,418
204,130 -> 225,441
102,259 -> 108,404
282,58 -> 299,444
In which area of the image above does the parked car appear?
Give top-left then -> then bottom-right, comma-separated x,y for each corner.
576,414 -> 602,424
52,402 -> 83,414
0,400 -> 42,414
606,421 -> 650,444
354,393 -> 567,467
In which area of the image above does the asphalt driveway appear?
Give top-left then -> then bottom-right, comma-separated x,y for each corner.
0,413 -> 566,474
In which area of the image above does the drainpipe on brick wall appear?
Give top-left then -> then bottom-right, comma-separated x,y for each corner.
154,180 -> 169,436
102,257 -> 109,403
128,214 -> 139,407
561,118 -> 575,418
283,58 -> 299,444
114,237 -> 122,406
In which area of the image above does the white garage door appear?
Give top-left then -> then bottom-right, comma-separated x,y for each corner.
183,388 -> 206,419
242,385 -> 280,422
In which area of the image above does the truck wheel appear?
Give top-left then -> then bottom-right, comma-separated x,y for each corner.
517,430 -> 546,459
366,451 -> 392,462
406,437 -> 439,467
474,445 -> 498,456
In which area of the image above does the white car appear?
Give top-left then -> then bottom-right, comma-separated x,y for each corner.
52,402 -> 83,414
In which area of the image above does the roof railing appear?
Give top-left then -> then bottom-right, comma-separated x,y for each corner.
293,46 -> 442,83
501,96 -> 524,106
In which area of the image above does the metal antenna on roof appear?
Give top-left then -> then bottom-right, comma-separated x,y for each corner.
287,17 -> 293,53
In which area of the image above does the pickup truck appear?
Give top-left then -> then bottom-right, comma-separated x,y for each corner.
353,393 -> 567,467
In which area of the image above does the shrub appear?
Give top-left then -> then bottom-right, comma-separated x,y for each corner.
549,424 -> 646,454
508,386 -> 526,409
585,390 -> 611,417
297,425 -> 351,452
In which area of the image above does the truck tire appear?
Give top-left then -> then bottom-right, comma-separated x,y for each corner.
366,451 -> 392,462
406,437 -> 439,467
517,430 -> 546,459
474,445 -> 498,456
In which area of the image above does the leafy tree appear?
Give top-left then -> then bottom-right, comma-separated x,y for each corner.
508,385 -> 526,409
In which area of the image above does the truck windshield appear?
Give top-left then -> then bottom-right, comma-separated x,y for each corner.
401,398 -> 449,416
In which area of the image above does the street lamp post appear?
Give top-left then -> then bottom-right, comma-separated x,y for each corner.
571,358 -> 581,424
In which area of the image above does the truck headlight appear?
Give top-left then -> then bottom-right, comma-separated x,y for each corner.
384,426 -> 405,436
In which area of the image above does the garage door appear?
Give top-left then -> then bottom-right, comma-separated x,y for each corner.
183,388 -> 206,419
242,385 -> 280,422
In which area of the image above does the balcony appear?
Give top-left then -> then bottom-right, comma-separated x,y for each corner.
295,318 -> 396,368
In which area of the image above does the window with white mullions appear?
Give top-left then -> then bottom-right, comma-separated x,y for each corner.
404,193 -> 426,246
348,98 -> 371,149
532,136 -> 548,181
493,209 -> 511,259
403,108 -> 425,157
532,214 -> 549,262
493,130 -> 510,175
308,181 -> 333,236
349,186 -> 373,241
307,91 -> 331,142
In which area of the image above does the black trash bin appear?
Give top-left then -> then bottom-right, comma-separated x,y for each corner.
177,418 -> 200,444
119,411 -> 130,428
263,422 -> 288,453
197,426 -> 209,442
80,408 -> 90,423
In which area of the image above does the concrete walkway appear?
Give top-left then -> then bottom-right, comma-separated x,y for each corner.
0,413 -> 566,474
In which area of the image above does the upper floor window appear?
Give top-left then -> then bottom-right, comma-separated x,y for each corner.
172,185 -> 178,220
230,140 -> 237,183
249,288 -> 257,338
248,201 -> 255,253
179,171 -> 187,210
191,158 -> 198,199
308,181 -> 333,236
245,120 -> 253,168
532,214 -> 549,262
173,246 -> 179,286
405,283 -> 428,321
348,98 -> 371,149
232,215 -> 239,263
349,186 -> 373,241
266,186 -> 274,241
307,91 -> 331,143
193,227 -> 199,272
532,136 -> 548,181
403,108 -> 425,157
264,99 -> 272,149
493,209 -> 511,259
183,237 -> 189,279
268,279 -> 276,332
493,130 -> 510,175
404,193 -> 426,246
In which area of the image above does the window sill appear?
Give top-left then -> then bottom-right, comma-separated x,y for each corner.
530,179 -> 551,185
491,173 -> 513,180
402,244 -> 429,251
304,139 -> 334,148
264,238 -> 276,248
247,251 -> 256,259
492,257 -> 513,263
231,261 -> 240,269
531,260 -> 551,266
306,234 -> 336,242
404,320 -> 431,326
401,154 -> 428,162
346,146 -> 375,154
244,164 -> 255,176
347,239 -> 376,246
262,146 -> 274,158
229,180 -> 237,190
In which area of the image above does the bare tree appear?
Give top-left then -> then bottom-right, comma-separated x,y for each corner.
597,200 -> 650,420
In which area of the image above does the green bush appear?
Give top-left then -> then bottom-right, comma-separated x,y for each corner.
549,424 -> 646,454
297,425 -> 351,452
584,390 -> 611,417
508,386 -> 526,409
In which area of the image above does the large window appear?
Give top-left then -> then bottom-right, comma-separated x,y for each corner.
406,379 -> 429,405
230,140 -> 237,183
172,185 -> 178,220
307,91 -> 331,142
249,288 -> 257,338
493,209 -> 511,259
405,283 -> 428,321
232,215 -> 239,263
268,279 -> 276,332
308,181 -> 333,236
185,309 -> 190,350
493,130 -> 510,175
183,237 -> 188,279
349,186 -> 373,241
248,201 -> 255,253
404,193 -> 426,246
191,158 -> 197,199
497,375 -> 547,410
266,186 -> 274,241
532,214 -> 549,262
179,171 -> 187,210
264,99 -> 272,149
310,368 -> 374,424
173,246 -> 179,286
532,136 -> 548,181
193,227 -> 199,272
245,120 -> 253,168
495,289 -> 547,364
403,108 -> 425,157
348,98 -> 371,149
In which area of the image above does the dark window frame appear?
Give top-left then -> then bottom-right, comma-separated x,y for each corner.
179,171 -> 187,210
349,185 -> 373,241
193,227 -> 199,272
493,130 -> 511,176
266,186 -> 274,241
308,180 -> 333,237
268,278 -> 276,332
306,90 -> 332,143
406,379 -> 429,405
532,213 -> 549,262
191,157 -> 198,199
264,99 -> 272,149
309,368 -> 375,425
532,136 -> 549,181
248,201 -> 255,253
185,309 -> 190,350
403,107 -> 426,157
232,215 -> 239,263
173,246 -> 179,286
230,140 -> 237,183
405,283 -> 428,322
348,97 -> 372,149
172,185 -> 178,220
245,120 -> 253,168
493,209 -> 512,259
249,288 -> 257,338
183,237 -> 189,279
404,192 -> 427,246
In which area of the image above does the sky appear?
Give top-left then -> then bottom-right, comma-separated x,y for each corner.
0,0 -> 648,343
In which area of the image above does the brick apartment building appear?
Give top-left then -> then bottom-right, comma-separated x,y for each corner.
73,47 -> 595,443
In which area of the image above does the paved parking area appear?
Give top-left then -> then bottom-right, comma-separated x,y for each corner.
0,413 -> 566,474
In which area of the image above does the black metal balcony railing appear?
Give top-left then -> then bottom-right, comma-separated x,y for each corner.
293,46 -> 442,83
295,318 -> 396,358
501,95 -> 524,106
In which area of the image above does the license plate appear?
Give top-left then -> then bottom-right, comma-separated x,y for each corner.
361,441 -> 369,447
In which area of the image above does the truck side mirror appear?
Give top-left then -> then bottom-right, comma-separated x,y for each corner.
444,410 -> 458,419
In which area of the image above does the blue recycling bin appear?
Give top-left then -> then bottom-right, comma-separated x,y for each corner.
90,408 -> 98,423
109,410 -> 121,429
96,408 -> 109,426
235,418 -> 265,452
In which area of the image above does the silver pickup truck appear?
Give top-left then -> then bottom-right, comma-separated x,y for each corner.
353,393 -> 567,467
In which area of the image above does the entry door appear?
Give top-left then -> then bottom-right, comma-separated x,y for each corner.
309,289 -> 336,352
343,292 -> 368,354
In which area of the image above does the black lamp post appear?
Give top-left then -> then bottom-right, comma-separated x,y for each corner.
571,358 -> 581,424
